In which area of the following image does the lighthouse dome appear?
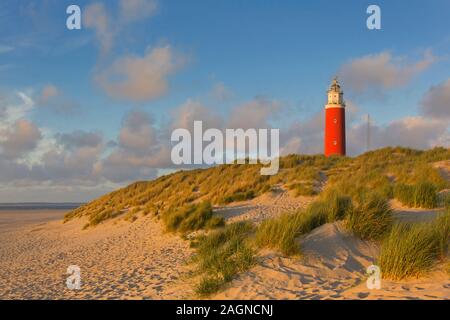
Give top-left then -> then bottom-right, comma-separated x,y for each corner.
329,77 -> 341,92
326,77 -> 345,106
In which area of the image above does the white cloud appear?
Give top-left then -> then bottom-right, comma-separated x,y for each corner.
339,50 -> 436,93
281,111 -> 323,155
0,92 -> 34,131
98,110 -> 171,182
228,97 -> 281,129
119,110 -> 158,153
170,99 -> 223,131
40,84 -> 59,103
84,2 -> 114,54
95,46 -> 185,101
119,0 -> 158,22
57,131 -> 103,149
211,82 -> 233,101
84,0 -> 159,54
0,119 -> 42,159
421,78 -> 450,119
0,93 -> 104,186
37,85 -> 80,115
347,116 -> 450,155
1,87 -> 448,199
0,45 -> 13,54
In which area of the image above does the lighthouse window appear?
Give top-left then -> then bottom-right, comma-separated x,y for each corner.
333,140 -> 337,145
333,118 -> 337,124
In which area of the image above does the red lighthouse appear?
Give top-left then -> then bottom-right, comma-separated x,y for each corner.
324,77 -> 346,157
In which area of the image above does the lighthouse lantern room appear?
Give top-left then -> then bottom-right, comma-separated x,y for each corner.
324,77 -> 346,157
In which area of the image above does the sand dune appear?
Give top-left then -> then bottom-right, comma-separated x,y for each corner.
215,187 -> 314,224
213,222 -> 376,299
0,187 -> 449,300
390,199 -> 444,223
213,222 -> 449,300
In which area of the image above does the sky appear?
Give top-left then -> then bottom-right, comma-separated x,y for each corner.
0,0 -> 449,202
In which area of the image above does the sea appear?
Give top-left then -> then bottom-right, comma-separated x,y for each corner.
0,203 -> 83,211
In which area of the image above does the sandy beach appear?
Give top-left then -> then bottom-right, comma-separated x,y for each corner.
0,189 -> 448,300
0,209 -> 194,299
0,210 -> 67,233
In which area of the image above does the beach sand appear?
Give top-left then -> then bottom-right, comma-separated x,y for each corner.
0,210 -> 67,233
0,211 -> 194,299
213,222 -> 449,300
0,188 -> 449,300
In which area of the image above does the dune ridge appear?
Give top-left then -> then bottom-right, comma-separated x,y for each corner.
1,147 -> 449,300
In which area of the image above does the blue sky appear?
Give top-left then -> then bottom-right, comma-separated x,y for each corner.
0,0 -> 449,201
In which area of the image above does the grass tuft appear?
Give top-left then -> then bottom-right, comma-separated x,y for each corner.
345,195 -> 393,241
394,182 -> 438,209
255,210 -> 326,256
255,190 -> 352,256
194,222 -> 255,296
162,201 -> 224,233
289,183 -> 317,197
379,211 -> 450,280
316,190 -> 353,222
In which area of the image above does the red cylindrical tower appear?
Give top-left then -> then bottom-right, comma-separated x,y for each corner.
324,78 -> 346,157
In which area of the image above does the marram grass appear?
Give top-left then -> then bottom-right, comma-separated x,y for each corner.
65,147 -> 450,227
193,222 -> 255,296
162,201 -> 224,233
379,211 -> 450,280
255,191 -> 352,256
255,211 -> 317,256
345,195 -> 393,241
394,182 -> 438,209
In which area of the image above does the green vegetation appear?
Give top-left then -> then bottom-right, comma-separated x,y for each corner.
80,207 -> 122,229
162,201 -> 224,233
345,195 -> 393,241
327,169 -> 394,203
394,182 -> 438,209
435,208 -> 450,258
444,194 -> 450,209
255,210 -> 325,256
65,147 -> 450,227
193,222 -> 255,296
288,183 -> 318,196
255,191 -> 352,255
221,190 -> 256,204
256,189 -> 391,251
379,211 -> 450,280
394,163 -> 448,191
314,190 -> 353,222
124,207 -> 140,222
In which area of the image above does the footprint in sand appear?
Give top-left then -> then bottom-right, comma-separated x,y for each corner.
357,292 -> 370,299
401,285 -> 410,291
